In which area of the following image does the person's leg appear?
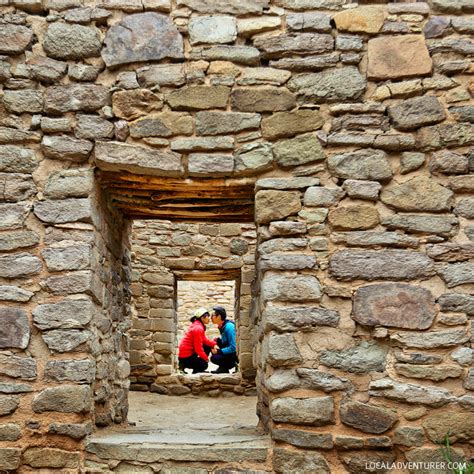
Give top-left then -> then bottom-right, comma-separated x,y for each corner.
210,353 -> 236,373
189,354 -> 208,374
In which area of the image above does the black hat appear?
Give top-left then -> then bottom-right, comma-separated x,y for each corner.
213,306 -> 227,319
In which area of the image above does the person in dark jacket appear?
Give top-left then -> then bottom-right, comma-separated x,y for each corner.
210,306 -> 238,373
178,307 -> 216,374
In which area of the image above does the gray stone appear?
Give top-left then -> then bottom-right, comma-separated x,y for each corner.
382,214 -> 458,237
44,23 -> 101,60
394,427 -> 425,447
263,306 -> 339,332
391,328 -> 469,349
42,329 -> 92,352
45,84 -> 109,114
266,369 -> 299,393
0,174 -> 37,202
26,54 -> 67,84
44,169 -> 93,200
137,64 -> 186,88
34,199 -> 91,224
41,135 -> 93,163
102,13 -> 184,67
340,400 -> 397,434
382,176 -> 454,212
0,204 -> 31,231
0,353 -> 36,380
189,16 -> 236,45
287,12 -> 331,32
273,134 -> 325,168
177,0 -> 268,14
237,67 -> 290,86
297,368 -> 351,392
400,152 -> 425,174
427,243 -> 474,262
196,112 -> 260,135
352,283 -> 436,330
75,115 -> 114,140
266,333 -> 302,367
41,118 -> 72,133
451,347 -> 473,366
0,383 -> 32,394
449,105 -> 474,123
45,359 -> 95,383
330,250 -> 435,281
0,447 -> 21,470
255,190 -> 301,224
423,16 -> 450,38
270,54 -> 339,71
234,143 -> 273,175
48,422 -> 92,440
395,351 -> 443,365
438,293 -> 474,316
0,146 -> 38,173
188,154 -> 233,176
342,180 -> 381,201
41,245 -> 91,272
231,87 -> 296,112
0,395 -> 20,416
0,308 -> 30,350
328,149 -> 392,181
262,109 -> 324,140
260,254 -> 317,272
32,385 -> 91,413
455,198 -> 474,219
287,66 -> 366,103
68,63 -> 100,82
42,270 -> 100,298
0,25 -> 33,54
0,424 -> 21,441
449,175 -> 474,193
171,137 -> 234,153
336,35 -> 364,51
437,262 -> 474,287
256,177 -> 319,191
262,273 -> 321,302
388,96 -> 446,131
340,451 -> 396,474
272,429 -> 333,449
0,253 -> 42,279
273,448 -> 330,474
0,285 -> 33,302
331,231 -> 419,249
33,297 -> 94,330
271,397 -> 334,426
190,45 -> 260,65
22,447 -> 81,468
320,341 -> 387,374
3,90 -> 43,114
94,141 -> 183,177
255,33 -> 334,58
129,115 -> 192,138
394,363 -> 462,382
369,378 -> 454,407
430,150 -> 469,175
259,238 -> 307,255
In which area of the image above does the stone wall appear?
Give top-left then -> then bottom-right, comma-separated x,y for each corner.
0,0 -> 473,471
129,220 -> 256,393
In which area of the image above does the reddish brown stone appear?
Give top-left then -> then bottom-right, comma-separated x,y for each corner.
340,400 -> 398,434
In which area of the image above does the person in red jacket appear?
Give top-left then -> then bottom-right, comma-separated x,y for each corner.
178,307 -> 216,374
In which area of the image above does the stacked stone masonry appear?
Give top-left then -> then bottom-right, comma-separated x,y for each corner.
0,0 -> 473,471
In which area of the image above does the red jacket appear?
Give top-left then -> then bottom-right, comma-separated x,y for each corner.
178,320 -> 215,362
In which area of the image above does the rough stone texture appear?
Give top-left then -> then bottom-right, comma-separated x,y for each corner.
273,448 -> 330,474
340,400 -> 397,434
272,429 -> 333,449
48,422 -> 93,440
44,23 -> 101,60
320,342 -> 387,374
438,293 -> 474,316
32,385 -> 92,413
112,90 -> 163,120
3,90 -> 43,114
0,285 -> 33,302
45,85 -> 109,114
388,96 -> 446,131
34,199 -> 91,224
44,169 -> 93,199
352,283 -> 436,329
45,359 -> 95,383
188,16 -> 237,45
455,198 -> 474,219
393,426 -> 425,447
430,150 -> 469,175
0,204 -> 32,231
0,25 -> 33,54
423,412 -> 474,444
391,328 -> 469,349
41,135 -> 93,162
297,368 -> 351,392
0,253 -> 42,279
0,448 -> 21,470
262,109 -> 324,140
188,154 -> 233,176
287,66 -> 366,103
342,180 -> 381,201
167,86 -> 230,111
33,297 -> 94,330
102,13 -> 184,67
263,306 -> 339,332
395,364 -> 462,382
334,6 -> 386,33
23,447 -> 81,468
368,35 -> 433,80
262,273 -> 321,302
328,149 -> 392,181
382,214 -> 459,236
340,451 -> 396,474
0,146 -> 38,174
330,250 -> 435,281
328,205 -> 379,231
381,176 -> 453,212
42,329 -> 92,352
271,397 -> 334,426
437,262 -> 474,287
266,333 -> 302,367
0,424 -> 21,442
255,190 -> 301,224
0,395 -> 20,416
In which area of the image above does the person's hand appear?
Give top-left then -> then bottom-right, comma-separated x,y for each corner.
211,346 -> 218,354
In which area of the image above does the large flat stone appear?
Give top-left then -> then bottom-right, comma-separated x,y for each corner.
328,149 -> 392,181
188,153 -> 233,176
0,448 -> 21,471
231,87 -> 296,112
0,253 -> 42,279
45,84 -> 109,114
352,283 -> 436,330
32,385 -> 91,413
368,35 -> 433,80
330,250 -> 435,281
3,90 -> 43,114
423,411 -> 474,444
137,64 -> 186,88
254,33 -> 334,58
188,16 -> 236,45
340,400 -> 398,434
45,359 -> 95,383
234,142 -> 273,175
33,297 -> 94,330
129,113 -> 193,138
112,90 -> 163,120
42,329 -> 92,352
0,353 -> 36,380
255,190 -> 301,224
271,397 -> 334,426
262,109 -> 324,140
102,13 -> 184,67
0,285 -> 34,302
272,429 -> 333,449
0,203 -> 31,230
22,447 -> 81,469
331,231 -> 419,248
0,25 -> 33,54
263,306 -> 339,332
41,136 -> 93,163
34,199 -> 92,224
190,45 -> 260,65
94,141 -> 183,177
196,112 -> 260,135
44,169 -> 94,199
0,146 -> 38,173
388,96 -> 446,131
262,273 -> 321,302
44,23 -> 101,59
391,329 -> 469,349
328,205 -> 379,230
0,396 -> 20,416
0,174 -> 37,203
41,245 -> 91,272
167,86 -> 230,111
273,134 -> 325,168
382,214 -> 459,237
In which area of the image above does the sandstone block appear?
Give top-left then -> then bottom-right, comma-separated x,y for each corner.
287,12 -> 331,32
340,400 -> 397,434
41,135 -> 93,163
388,96 -> 446,131
0,203 -> 30,230
328,205 -> 379,230
263,306 -> 339,332
44,169 -> 94,199
44,23 -> 101,60
438,293 -> 474,316
393,426 -> 425,447
353,283 -> 436,329
45,359 -> 95,383
196,111 -> 260,135
75,115 -> 114,140
26,54 -> 67,84
48,422 -> 92,440
266,333 -> 302,367
273,448 -> 330,474
272,429 -> 333,449
255,33 -> 334,58
405,448 -> 465,474
423,411 -> 474,444
237,17 -> 282,37
3,90 -> 43,114
297,368 -> 351,392
0,448 -> 21,471
0,253 -> 42,279
0,353 -> 36,380
45,85 -> 109,114
395,351 -> 442,365
262,273 -> 321,302
0,395 -> 20,416
0,285 -> 34,302
42,329 -> 92,352
437,262 -> 474,287
382,214 -> 458,237
287,66 -> 366,103
368,35 -> 432,80
273,134 -> 325,168
334,6 -> 386,33
331,231 -> 418,249
33,297 -> 94,330
231,87 -> 296,112
262,109 -> 324,140
112,89 -> 163,120
255,190 -> 301,224
330,249 -> 435,281
271,397 -> 334,426
391,328 -> 469,349
23,447 -> 81,468
34,199 -> 92,224
188,153 -> 234,176
189,16 -> 237,44
137,64 -> 186,88
431,150 -> 469,175
0,174 -> 37,203
190,45 -> 260,65
260,254 -> 317,272
32,385 -> 91,413
234,142 -> 273,175
94,141 -> 183,177
167,86 -> 230,110
130,112 -> 192,138
0,424 -> 21,442
102,13 -> 184,67
395,364 -> 462,382
320,341 -> 387,374
0,146 -> 38,173
177,0 -> 269,14
328,149 -> 392,181
0,25 -> 32,54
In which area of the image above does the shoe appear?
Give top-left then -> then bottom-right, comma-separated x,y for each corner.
211,368 -> 229,374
